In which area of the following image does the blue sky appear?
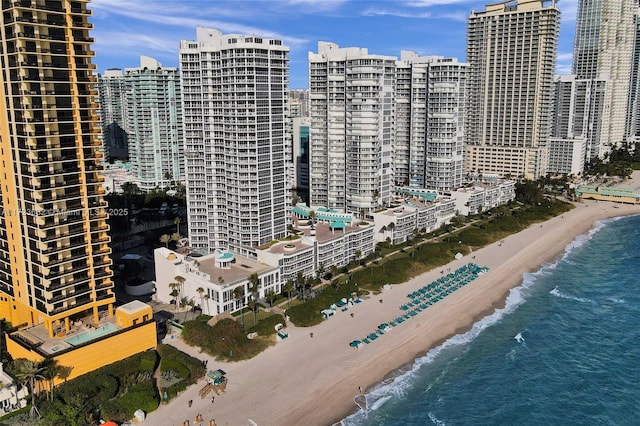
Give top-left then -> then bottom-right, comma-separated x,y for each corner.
91,0 -> 577,88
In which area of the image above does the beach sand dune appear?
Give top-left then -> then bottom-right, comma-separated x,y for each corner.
144,199 -> 640,426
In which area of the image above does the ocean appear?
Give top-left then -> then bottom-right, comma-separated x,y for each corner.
342,214 -> 640,426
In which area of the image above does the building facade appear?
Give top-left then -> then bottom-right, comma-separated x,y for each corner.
97,68 -> 128,161
573,0 -> 638,152
466,0 -> 560,179
124,56 -> 183,191
0,0 -> 155,377
309,42 -> 396,214
180,28 -> 289,253
395,52 -> 467,191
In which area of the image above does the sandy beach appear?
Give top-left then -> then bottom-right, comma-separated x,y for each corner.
143,195 -> 640,426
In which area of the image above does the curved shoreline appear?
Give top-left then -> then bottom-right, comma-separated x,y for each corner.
143,200 -> 640,426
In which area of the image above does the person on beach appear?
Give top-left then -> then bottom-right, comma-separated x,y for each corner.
211,396 -> 215,404
358,386 -> 362,393
188,399 -> 193,408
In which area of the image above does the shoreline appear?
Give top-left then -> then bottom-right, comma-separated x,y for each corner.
143,199 -> 640,426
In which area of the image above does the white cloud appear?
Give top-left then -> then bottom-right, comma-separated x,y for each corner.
362,8 -> 431,18
91,0 -> 308,46
557,52 -> 574,61
405,0 -> 474,7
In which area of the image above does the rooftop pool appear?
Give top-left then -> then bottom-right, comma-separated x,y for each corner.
65,323 -> 120,346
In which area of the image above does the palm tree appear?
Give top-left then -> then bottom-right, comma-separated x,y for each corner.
247,299 -> 258,326
203,294 -> 211,315
41,359 -> 59,401
170,232 -> 181,247
387,222 -> 395,241
174,275 -> 186,299
159,234 -> 170,248
196,287 -> 205,312
266,290 -> 277,307
248,273 -> 260,301
309,210 -> 316,226
14,359 -> 45,418
174,217 -> 181,234
168,281 -> 180,309
233,286 -> 246,329
296,271 -> 305,301
187,298 -> 196,320
354,250 -> 362,261
283,279 -> 294,308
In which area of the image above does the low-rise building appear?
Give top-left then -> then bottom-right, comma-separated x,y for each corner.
451,180 -> 516,216
154,248 -> 280,315
371,192 -> 457,244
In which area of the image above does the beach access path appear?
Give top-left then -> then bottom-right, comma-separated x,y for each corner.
144,197 -> 640,426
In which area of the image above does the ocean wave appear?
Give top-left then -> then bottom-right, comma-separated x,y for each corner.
341,278 -> 537,425
549,286 -> 595,304
428,411 -> 446,425
514,332 -> 525,344
340,221 -> 613,425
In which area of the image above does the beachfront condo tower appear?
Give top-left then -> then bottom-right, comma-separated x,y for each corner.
0,0 -> 156,380
465,0 -> 560,179
97,68 -> 128,162
309,42 -> 396,213
573,0 -> 639,156
180,28 -> 289,253
395,52 -> 468,191
124,56 -> 183,191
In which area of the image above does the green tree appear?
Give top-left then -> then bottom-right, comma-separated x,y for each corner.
14,358 -> 45,417
247,299 -> 259,326
159,234 -> 170,248
248,273 -> 260,300
174,275 -> 186,299
196,287 -> 205,313
233,286 -> 246,329
266,290 -> 277,307
283,279 -> 294,308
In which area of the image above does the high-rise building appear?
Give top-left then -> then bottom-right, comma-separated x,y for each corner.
292,116 -> 310,203
124,56 -> 183,191
180,28 -> 289,253
97,68 -> 128,161
309,42 -> 396,213
395,52 -> 467,191
0,0 -> 155,379
573,0 -> 638,154
626,12 -> 640,141
466,0 -> 560,179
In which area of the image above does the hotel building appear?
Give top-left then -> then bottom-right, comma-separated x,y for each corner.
0,0 -> 155,381
180,28 -> 289,253
124,55 -> 183,191
309,42 -> 396,213
466,0 -> 560,179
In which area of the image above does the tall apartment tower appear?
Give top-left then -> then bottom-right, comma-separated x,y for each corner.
97,68 -> 128,161
124,56 -> 183,191
626,12 -> 640,141
466,0 -> 560,179
395,52 -> 467,191
180,28 -> 289,253
309,42 -> 395,213
573,0 -> 638,155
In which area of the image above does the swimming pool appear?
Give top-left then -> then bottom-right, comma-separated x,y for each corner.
65,323 -> 120,346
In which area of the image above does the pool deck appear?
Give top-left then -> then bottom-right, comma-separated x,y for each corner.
11,315 -> 122,356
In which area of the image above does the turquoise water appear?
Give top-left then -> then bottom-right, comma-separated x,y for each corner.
65,322 -> 120,346
343,214 -> 640,425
